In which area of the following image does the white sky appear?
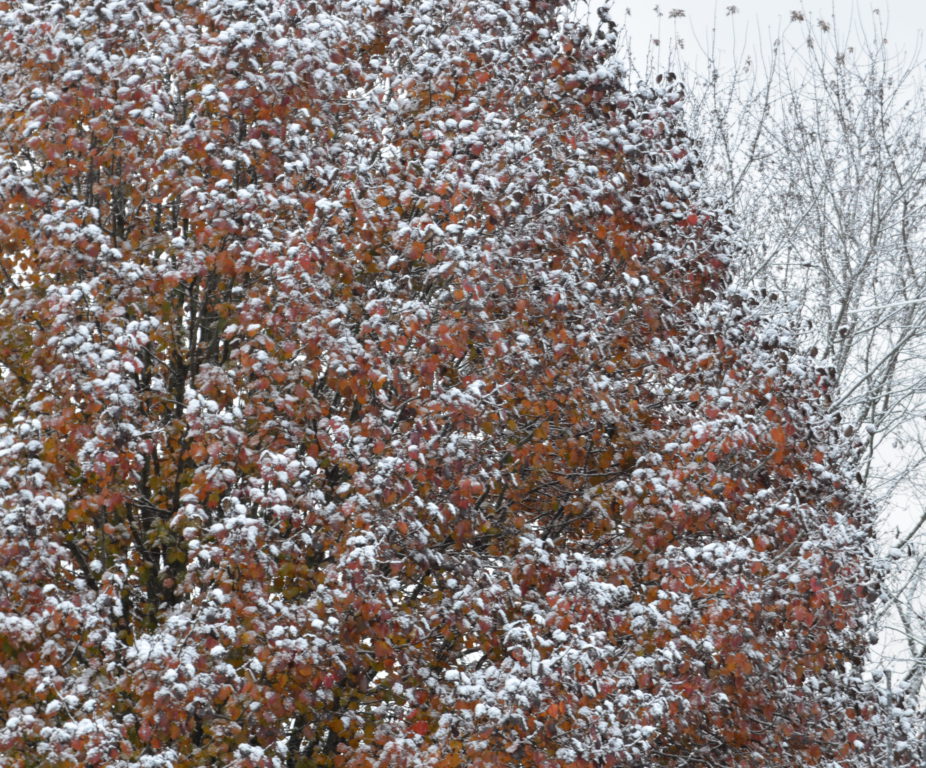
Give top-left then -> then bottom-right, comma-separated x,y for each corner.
605,1 -> 925,75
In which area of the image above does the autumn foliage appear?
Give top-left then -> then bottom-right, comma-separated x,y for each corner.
0,1 -> 882,767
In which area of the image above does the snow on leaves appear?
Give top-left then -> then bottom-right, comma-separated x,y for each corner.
0,1 -> 878,767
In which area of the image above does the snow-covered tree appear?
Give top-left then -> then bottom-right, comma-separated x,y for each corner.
0,1 -> 881,766
657,9 -> 926,740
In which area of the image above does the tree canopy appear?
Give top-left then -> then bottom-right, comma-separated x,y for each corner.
0,1 -> 885,766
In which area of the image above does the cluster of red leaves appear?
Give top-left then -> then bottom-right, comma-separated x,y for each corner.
0,1 -> 883,767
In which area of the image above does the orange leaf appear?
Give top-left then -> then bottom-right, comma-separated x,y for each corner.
770,425 -> 787,446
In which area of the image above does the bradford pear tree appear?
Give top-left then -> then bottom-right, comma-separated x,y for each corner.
0,1 -> 882,767
647,8 -> 926,749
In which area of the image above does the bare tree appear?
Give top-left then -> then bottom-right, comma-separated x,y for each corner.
671,6 -> 926,701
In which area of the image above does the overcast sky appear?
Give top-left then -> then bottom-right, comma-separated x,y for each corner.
602,1 -> 925,75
